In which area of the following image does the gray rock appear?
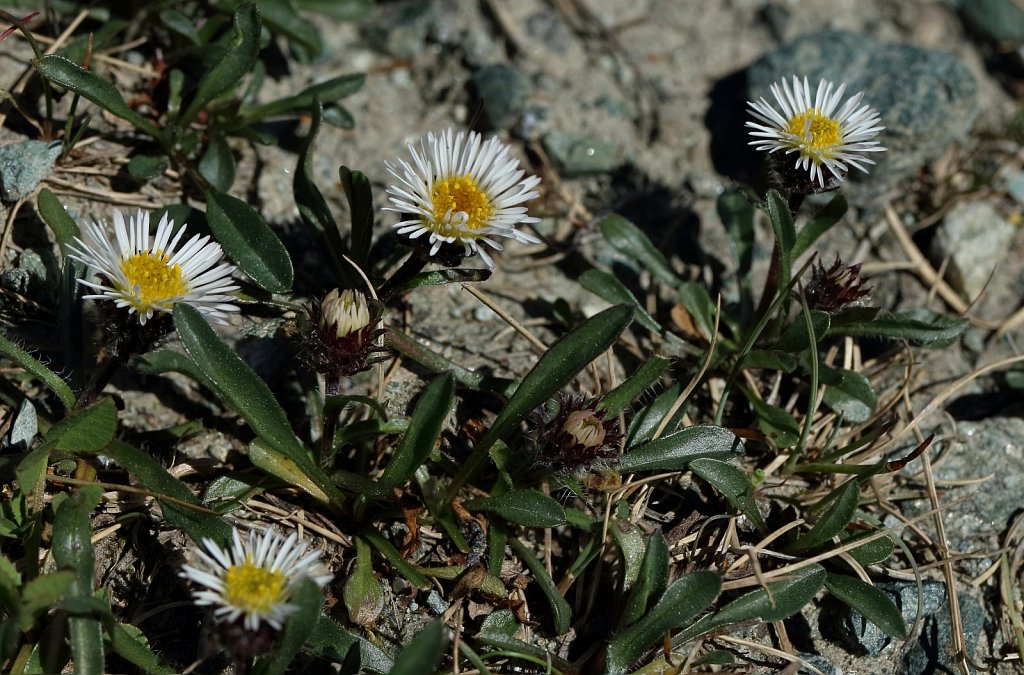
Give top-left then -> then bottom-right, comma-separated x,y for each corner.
426,590 -> 449,614
1,268 -> 30,295
905,417 -> 1024,564
3,399 -> 36,451
761,3 -> 792,43
1003,167 -> 1024,204
747,31 -> 977,193
526,10 -> 574,53
361,0 -> 437,59
931,200 -> 1015,299
902,591 -> 986,674
959,0 -> 1024,43
796,652 -> 839,675
0,140 -> 61,201
470,64 -> 532,131
542,131 -> 623,177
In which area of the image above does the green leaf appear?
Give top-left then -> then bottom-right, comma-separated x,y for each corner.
360,528 -> 430,589
52,398 -> 118,452
256,579 -> 323,675
765,189 -> 795,287
304,617 -> 393,671
842,528 -> 895,567
240,73 -> 364,124
793,194 -> 848,259
198,136 -> 235,191
619,530 -> 670,629
0,330 -> 75,410
174,305 -> 342,504
294,0 -> 373,20
0,555 -> 20,617
179,3 -> 260,126
674,564 -> 826,644
478,304 -> 633,453
249,0 -> 323,62
249,440 -> 331,504
205,187 -> 293,292
415,565 -> 505,596
743,349 -> 798,372
292,100 -> 350,286
465,490 -> 566,528
389,621 -> 445,675
322,104 -> 355,128
599,214 -> 679,287
718,189 -> 755,279
33,55 -> 159,137
204,474 -> 265,512
618,426 -> 742,473
99,440 -> 232,547
610,524 -> 646,591
772,310 -> 830,352
136,349 -> 219,394
829,309 -> 968,347
677,281 -> 717,342
449,304 -> 633,496
160,9 -> 201,44
788,480 -> 860,552
52,487 -> 104,675
605,571 -> 721,674
579,269 -> 661,332
37,188 -> 80,252
625,385 -> 681,447
174,304 -> 299,456
821,369 -> 876,423
21,571 -> 75,629
825,573 -> 908,639
393,268 -> 492,295
106,622 -> 176,675
476,610 -> 576,672
690,458 -> 766,534
597,356 -> 669,417
746,396 -> 800,449
343,538 -> 383,626
334,165 -> 372,268
508,536 -> 572,635
126,155 -> 169,182
380,374 -> 454,487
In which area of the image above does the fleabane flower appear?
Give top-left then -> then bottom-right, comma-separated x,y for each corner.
746,76 -> 885,186
302,288 -> 390,383
384,128 -> 542,269
320,288 -> 372,340
67,208 -> 239,325
180,527 -> 333,632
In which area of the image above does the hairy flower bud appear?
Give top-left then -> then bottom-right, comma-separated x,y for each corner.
301,288 -> 389,386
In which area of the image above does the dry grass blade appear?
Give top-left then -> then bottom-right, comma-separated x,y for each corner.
878,353 -> 1024,453
462,283 -> 548,353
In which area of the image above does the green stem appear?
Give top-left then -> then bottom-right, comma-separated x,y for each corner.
712,256 -> 816,425
791,289 -> 819,464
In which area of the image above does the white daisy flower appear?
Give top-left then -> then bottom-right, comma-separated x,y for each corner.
384,128 -> 542,269
746,75 -> 885,186
320,288 -> 371,340
180,527 -> 333,631
67,208 -> 239,325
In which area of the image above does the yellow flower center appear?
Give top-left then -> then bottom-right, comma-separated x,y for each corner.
562,410 -> 606,448
786,109 -> 842,155
430,174 -> 495,234
223,557 -> 286,615
120,250 -> 187,308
